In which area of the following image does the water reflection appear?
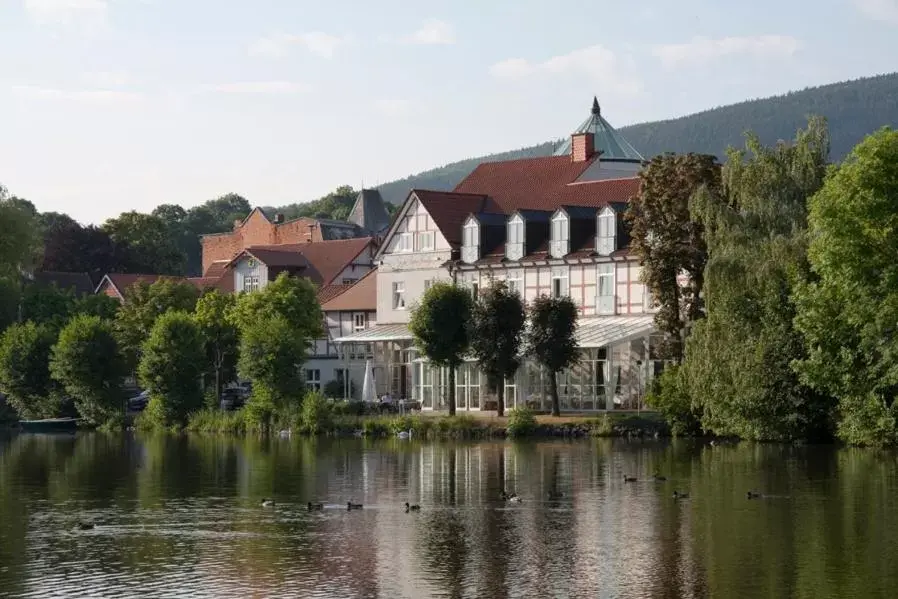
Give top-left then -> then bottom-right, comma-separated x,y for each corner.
1,433 -> 897,598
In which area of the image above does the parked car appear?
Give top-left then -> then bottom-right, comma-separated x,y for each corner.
127,390 -> 149,412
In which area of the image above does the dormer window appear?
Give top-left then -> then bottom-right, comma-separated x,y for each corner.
597,207 -> 616,255
550,211 -> 570,258
506,215 -> 524,260
462,219 -> 479,263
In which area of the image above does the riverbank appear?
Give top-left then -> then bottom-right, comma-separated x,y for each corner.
181,408 -> 670,440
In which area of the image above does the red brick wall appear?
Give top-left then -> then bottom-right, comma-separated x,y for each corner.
572,133 -> 595,163
275,217 -> 324,244
200,212 -> 327,273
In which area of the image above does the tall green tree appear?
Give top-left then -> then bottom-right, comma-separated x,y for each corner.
114,279 -> 200,370
138,311 -> 206,427
20,283 -> 76,329
681,117 -> 833,441
410,282 -> 473,416
0,186 -> 40,322
50,315 -> 127,425
469,280 -> 525,417
0,322 -> 64,419
794,127 -> 898,446
237,314 -> 307,422
525,296 -> 579,417
230,272 -> 322,341
103,211 -> 186,275
626,153 -> 722,360
194,290 -> 239,402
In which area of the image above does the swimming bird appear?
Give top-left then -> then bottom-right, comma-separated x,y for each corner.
77,522 -> 95,530
623,475 -> 637,483
397,430 -> 411,440
347,501 -> 363,510
261,498 -> 275,507
672,491 -> 689,499
499,490 -> 511,501
547,491 -> 564,499
746,491 -> 763,499
507,494 -> 522,503
653,474 -> 667,481
405,502 -> 421,512
307,501 -> 324,511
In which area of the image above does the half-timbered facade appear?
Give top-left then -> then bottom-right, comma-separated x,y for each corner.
335,98 -> 664,412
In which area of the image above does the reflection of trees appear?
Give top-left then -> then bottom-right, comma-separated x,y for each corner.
420,509 -> 467,599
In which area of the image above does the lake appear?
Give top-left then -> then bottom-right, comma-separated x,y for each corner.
1,433 -> 897,599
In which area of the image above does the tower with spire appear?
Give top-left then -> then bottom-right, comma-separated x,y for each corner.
553,96 -> 643,161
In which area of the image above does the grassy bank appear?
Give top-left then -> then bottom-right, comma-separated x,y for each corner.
182,407 -> 669,440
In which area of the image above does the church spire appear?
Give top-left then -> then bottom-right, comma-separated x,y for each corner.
591,96 -> 600,116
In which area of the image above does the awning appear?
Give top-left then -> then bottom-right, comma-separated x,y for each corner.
335,323 -> 413,343
575,315 -> 655,348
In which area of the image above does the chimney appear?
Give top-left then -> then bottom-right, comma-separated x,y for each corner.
571,132 -> 595,163
273,213 -> 285,224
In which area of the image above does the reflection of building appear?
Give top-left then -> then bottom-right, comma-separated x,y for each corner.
335,98 -> 665,411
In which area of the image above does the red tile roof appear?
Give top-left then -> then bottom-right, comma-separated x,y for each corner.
245,237 -> 374,286
453,155 -> 639,211
411,190 -> 497,248
317,284 -> 354,304
320,269 -> 377,312
203,260 -> 230,279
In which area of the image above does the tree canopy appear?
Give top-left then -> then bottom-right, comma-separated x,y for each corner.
794,127 -> 898,445
469,280 -> 525,417
525,295 -> 579,417
409,282 -> 473,416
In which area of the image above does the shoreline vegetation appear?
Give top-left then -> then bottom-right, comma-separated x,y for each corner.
6,122 -> 898,447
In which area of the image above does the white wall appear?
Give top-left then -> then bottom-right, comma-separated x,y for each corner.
377,198 -> 453,324
232,256 -> 268,292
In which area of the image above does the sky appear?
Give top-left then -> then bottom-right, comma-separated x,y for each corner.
1,0 -> 897,224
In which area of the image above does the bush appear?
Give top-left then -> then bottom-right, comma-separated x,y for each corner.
645,365 -> 702,436
331,400 -> 367,416
0,321 -> 65,419
323,379 -> 355,399
300,391 -> 333,434
836,394 -> 898,447
507,406 -> 537,437
186,408 -> 247,434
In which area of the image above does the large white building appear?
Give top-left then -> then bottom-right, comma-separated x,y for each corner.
335,99 -> 665,412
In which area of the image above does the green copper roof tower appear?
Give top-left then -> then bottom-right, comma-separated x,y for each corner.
554,97 -> 644,161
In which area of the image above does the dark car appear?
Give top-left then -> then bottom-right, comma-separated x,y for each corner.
127,390 -> 149,412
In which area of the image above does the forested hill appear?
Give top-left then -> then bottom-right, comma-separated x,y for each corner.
374,73 -> 898,205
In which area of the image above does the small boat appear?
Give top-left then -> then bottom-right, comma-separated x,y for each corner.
19,418 -> 79,433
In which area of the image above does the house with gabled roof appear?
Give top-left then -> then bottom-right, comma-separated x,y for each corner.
334,98 -> 664,412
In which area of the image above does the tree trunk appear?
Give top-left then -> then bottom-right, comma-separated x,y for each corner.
496,379 -> 505,417
448,365 -> 456,417
549,370 -> 560,417
214,365 -> 221,411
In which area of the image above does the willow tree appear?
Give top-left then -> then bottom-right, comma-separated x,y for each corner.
409,282 -> 472,416
794,127 -> 898,446
627,153 -> 722,360
681,117 -> 834,441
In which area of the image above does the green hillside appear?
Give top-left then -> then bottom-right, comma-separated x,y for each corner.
374,73 -> 898,205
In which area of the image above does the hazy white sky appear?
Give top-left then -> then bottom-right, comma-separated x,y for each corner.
1,0 -> 897,223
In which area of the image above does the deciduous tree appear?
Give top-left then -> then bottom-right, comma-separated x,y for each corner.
525,296 -> 578,417
794,126 -> 898,445
50,315 -> 127,425
114,279 -> 199,370
409,282 -> 472,416
103,211 -> 186,275
138,311 -> 206,427
0,322 -> 64,419
627,153 -> 722,360
194,290 -> 239,403
469,280 -> 525,417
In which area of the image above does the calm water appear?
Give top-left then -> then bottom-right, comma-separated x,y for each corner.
1,434 -> 897,599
